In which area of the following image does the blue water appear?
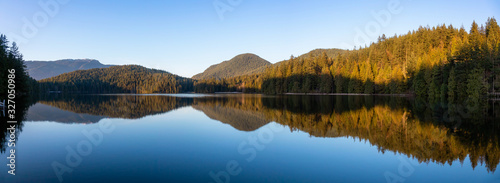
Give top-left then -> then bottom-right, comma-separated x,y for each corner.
0,94 -> 499,183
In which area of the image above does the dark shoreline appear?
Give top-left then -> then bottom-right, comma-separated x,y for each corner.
283,93 -> 413,97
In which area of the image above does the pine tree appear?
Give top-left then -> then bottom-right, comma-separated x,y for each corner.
486,17 -> 500,92
0,35 -> 32,96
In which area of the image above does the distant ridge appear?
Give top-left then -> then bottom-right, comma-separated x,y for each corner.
192,53 -> 271,80
296,48 -> 346,59
25,59 -> 115,80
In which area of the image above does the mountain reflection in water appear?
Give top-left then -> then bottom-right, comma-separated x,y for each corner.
6,94 -> 500,173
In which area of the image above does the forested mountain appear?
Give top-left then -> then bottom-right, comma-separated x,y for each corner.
6,18 -> 500,105
194,18 -> 500,105
192,53 -> 271,80
39,65 -> 194,94
25,59 -> 115,80
295,48 -> 347,60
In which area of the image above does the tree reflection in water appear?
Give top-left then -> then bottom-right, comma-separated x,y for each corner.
5,94 -> 500,172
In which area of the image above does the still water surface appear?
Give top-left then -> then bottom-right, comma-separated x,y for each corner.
1,94 -> 499,182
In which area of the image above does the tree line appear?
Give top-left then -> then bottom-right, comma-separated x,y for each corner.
194,18 -> 500,105
4,17 -> 500,105
38,65 -> 194,94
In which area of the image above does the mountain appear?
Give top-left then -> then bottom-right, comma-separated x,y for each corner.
272,48 -> 347,66
39,65 -> 194,94
192,53 -> 271,80
25,59 -> 114,80
296,48 -> 346,59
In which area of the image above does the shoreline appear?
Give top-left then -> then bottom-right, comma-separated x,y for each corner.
283,93 -> 413,97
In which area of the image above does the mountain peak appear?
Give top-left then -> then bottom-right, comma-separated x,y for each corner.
192,53 -> 271,80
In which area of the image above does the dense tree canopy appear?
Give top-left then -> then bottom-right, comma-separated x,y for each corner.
39,65 -> 194,94
5,18 -> 500,105
194,18 -> 500,104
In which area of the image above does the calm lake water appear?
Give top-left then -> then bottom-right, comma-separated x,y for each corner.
1,94 -> 499,183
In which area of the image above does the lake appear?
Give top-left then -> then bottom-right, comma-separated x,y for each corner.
1,94 -> 499,183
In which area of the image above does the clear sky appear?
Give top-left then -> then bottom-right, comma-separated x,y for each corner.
1,0 -> 499,77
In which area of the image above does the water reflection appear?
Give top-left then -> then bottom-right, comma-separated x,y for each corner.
31,95 -> 193,120
4,94 -> 500,173
0,96 -> 35,153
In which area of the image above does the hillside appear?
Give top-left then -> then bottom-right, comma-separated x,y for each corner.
25,59 -> 114,80
192,53 -> 271,80
194,18 -> 500,106
272,48 -> 347,66
39,65 -> 193,94
296,48 -> 347,59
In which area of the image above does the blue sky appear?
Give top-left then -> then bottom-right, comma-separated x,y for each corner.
1,0 -> 499,77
